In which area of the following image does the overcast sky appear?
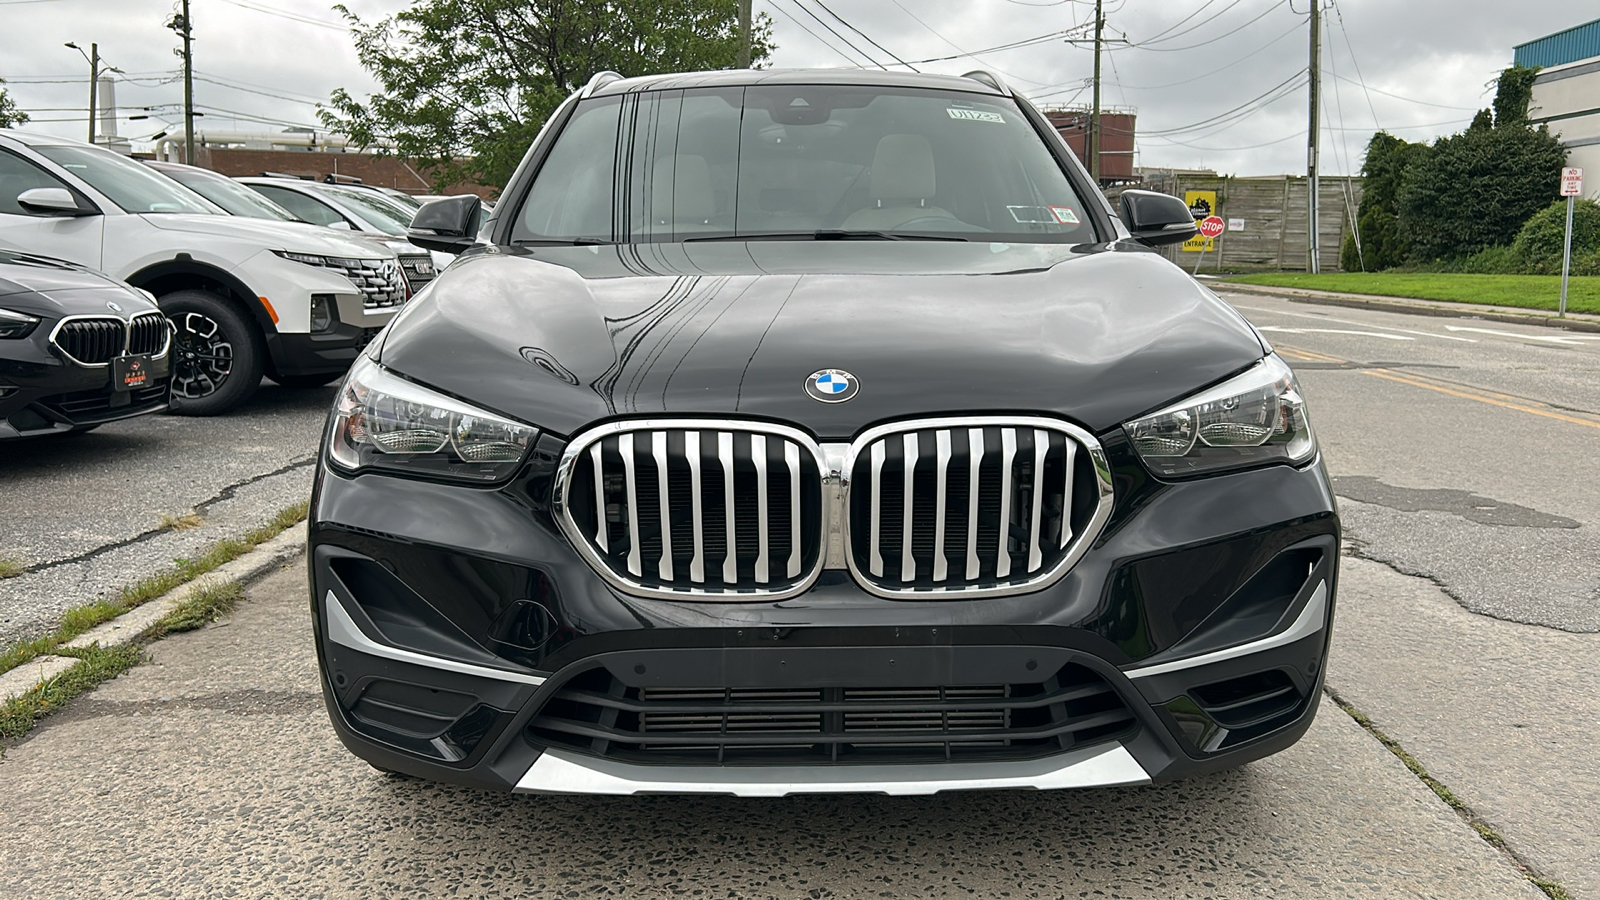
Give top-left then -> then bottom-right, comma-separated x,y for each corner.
0,0 -> 1587,177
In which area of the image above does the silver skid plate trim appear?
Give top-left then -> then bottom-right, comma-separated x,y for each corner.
1121,580 -> 1328,680
324,590 -> 546,686
514,743 -> 1150,796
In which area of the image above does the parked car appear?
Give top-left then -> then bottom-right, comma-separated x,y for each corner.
144,160 -> 437,298
0,130 -> 409,414
0,249 -> 170,438
236,176 -> 450,277
310,69 -> 1337,796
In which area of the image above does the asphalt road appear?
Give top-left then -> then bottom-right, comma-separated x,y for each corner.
0,381 -> 333,644
2,290 -> 1598,896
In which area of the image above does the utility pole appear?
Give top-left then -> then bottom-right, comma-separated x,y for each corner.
63,42 -> 99,143
1090,0 -> 1104,185
737,0 -> 752,68
169,0 -> 195,165
1306,0 -> 1321,273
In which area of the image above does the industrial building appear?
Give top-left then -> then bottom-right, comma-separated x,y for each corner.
1516,17 -> 1600,198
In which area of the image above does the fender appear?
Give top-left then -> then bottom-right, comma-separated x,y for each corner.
125,257 -> 279,336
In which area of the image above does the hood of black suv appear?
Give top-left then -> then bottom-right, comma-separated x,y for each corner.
377,241 -> 1266,438
0,250 -> 156,317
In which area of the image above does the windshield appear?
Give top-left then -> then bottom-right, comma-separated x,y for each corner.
35,145 -> 219,215
513,85 -> 1094,244
319,185 -> 413,235
161,168 -> 300,221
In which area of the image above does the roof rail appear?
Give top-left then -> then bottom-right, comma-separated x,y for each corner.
960,70 -> 1010,95
579,71 -> 625,98
259,171 -> 314,180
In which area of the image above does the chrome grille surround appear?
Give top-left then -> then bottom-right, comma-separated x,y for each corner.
397,253 -> 437,293
49,311 -> 171,367
842,417 -> 1114,600
554,419 -> 829,602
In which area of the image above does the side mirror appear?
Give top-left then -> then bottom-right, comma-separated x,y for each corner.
326,220 -> 353,231
1119,190 -> 1198,247
18,187 -> 94,217
407,195 -> 482,255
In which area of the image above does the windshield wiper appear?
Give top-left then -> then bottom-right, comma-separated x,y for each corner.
685,230 -> 968,243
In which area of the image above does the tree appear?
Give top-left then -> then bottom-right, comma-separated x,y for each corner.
323,0 -> 774,194
0,79 -> 29,129
1396,66 -> 1567,262
1343,131 -> 1429,270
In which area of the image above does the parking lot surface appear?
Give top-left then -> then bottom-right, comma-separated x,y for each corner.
0,561 -> 1545,900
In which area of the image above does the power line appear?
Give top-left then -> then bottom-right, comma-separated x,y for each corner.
790,0 -> 889,70
761,0 -> 867,67
1139,67 -> 1308,135
1328,72 -> 1477,111
213,0 -> 346,31
192,74 -> 321,106
1329,0 -> 1379,128
1134,0 -> 1246,47
1129,1 -> 1291,53
810,0 -> 919,71
883,0 -> 1051,86
1114,20 -> 1301,90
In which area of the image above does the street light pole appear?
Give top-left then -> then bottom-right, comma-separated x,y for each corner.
64,41 -> 98,144
737,0 -> 751,68
168,0 -> 195,165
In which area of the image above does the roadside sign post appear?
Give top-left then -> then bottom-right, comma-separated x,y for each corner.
1560,167 -> 1582,317
1192,215 -> 1226,275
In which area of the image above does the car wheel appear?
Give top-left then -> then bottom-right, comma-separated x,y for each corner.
159,290 -> 264,416
270,372 -> 341,389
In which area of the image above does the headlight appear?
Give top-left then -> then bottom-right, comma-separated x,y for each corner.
328,357 -> 538,483
1124,354 -> 1315,478
272,249 -> 365,269
0,308 -> 40,339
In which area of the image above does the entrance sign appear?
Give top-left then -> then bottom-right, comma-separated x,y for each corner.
1182,190 -> 1218,252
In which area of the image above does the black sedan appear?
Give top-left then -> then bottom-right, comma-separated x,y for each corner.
310,69 -> 1337,795
0,250 -> 171,438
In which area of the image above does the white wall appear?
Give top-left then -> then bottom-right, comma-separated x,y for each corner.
1532,58 -> 1600,199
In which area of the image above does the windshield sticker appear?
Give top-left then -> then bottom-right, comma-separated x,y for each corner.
947,108 -> 1005,124
1007,206 -> 1055,224
1050,206 -> 1081,225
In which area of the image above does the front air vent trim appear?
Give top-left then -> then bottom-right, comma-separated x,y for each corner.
841,416 -> 1115,600
553,418 -> 830,603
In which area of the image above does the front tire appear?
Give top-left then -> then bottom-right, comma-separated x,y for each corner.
160,290 -> 264,416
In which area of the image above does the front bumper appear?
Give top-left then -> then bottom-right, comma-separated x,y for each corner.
1,340 -> 170,438
308,436 -> 1338,795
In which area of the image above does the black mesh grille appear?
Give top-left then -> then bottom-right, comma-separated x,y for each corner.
562,426 -> 824,596
397,253 -> 436,293
527,664 -> 1137,765
53,318 -> 125,364
126,313 -> 169,356
850,424 -> 1102,593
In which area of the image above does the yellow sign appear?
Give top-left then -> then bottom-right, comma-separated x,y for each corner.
1182,190 -> 1217,252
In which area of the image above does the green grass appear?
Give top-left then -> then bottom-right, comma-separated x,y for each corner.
1225,272 -> 1600,315
154,579 -> 244,635
0,556 -> 25,579
0,500 -> 308,678
0,645 -> 143,742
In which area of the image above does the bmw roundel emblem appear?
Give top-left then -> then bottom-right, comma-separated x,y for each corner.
805,369 -> 858,403
106,301 -> 123,312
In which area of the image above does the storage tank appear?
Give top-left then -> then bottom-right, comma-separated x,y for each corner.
1044,109 -> 1137,184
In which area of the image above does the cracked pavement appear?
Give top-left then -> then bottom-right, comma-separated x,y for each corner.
0,381 -> 332,644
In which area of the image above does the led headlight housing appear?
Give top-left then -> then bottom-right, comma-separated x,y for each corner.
328,357 -> 538,483
0,308 -> 40,339
1124,354 -> 1315,478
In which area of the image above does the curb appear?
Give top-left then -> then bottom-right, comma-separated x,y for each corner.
1215,282 -> 1600,334
0,524 -> 307,703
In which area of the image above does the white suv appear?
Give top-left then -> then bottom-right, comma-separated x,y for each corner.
0,130 -> 410,415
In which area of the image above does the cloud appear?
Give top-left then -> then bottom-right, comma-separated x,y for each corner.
0,0 -> 1585,175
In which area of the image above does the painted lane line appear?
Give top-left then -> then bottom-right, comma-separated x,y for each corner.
1230,304 -> 1478,342
1362,371 -> 1600,431
1257,326 -> 1414,341
1442,326 -> 1600,345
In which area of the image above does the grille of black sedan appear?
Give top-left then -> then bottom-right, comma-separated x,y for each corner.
559,424 -> 825,598
52,317 -> 125,365
527,664 -> 1137,765
848,421 -> 1112,596
126,313 -> 170,356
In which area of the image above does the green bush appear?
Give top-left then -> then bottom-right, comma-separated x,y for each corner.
1434,244 -> 1523,274
1510,199 -> 1600,273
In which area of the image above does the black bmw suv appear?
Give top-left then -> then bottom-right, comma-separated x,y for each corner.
309,69 -> 1338,795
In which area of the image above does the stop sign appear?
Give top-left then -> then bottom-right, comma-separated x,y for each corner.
1198,215 -> 1226,239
